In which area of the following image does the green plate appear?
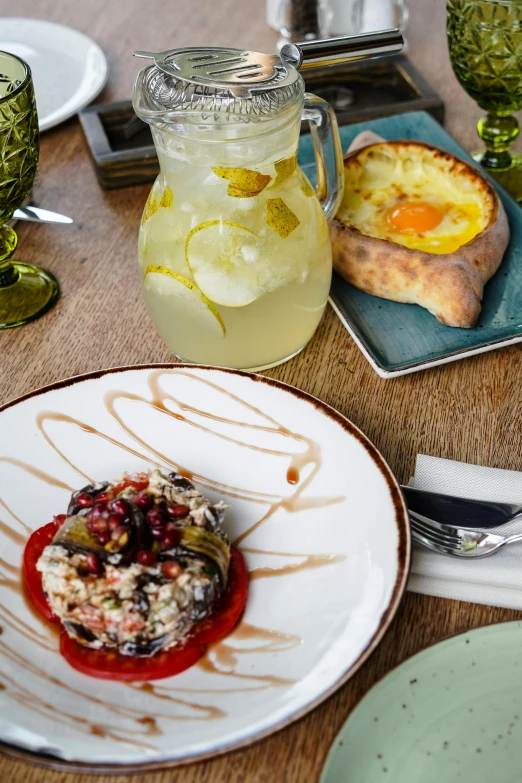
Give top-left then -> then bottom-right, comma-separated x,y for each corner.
297,111 -> 522,378
320,622 -> 522,783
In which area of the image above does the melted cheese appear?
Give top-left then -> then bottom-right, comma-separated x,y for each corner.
338,145 -> 490,255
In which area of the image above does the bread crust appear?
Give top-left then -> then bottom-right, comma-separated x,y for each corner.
330,140 -> 510,328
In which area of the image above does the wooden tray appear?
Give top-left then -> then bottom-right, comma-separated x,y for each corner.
78,55 -> 444,189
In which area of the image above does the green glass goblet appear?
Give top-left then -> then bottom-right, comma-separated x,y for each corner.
0,50 -> 58,329
447,0 -> 522,201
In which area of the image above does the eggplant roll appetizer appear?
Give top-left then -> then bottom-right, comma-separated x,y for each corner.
37,469 -> 230,656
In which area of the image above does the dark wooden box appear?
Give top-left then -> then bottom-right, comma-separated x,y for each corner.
79,54 -> 444,190
78,100 -> 160,189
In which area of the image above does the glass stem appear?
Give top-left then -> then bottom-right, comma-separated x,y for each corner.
477,113 -> 519,170
0,225 -> 18,288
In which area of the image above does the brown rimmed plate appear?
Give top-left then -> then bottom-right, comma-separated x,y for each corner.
0,364 -> 409,772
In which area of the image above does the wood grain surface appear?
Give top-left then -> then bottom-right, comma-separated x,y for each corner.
1,0 -> 521,780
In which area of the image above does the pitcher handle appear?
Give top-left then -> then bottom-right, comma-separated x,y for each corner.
302,93 -> 344,223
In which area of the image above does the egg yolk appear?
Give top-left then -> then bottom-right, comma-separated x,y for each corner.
387,202 -> 444,234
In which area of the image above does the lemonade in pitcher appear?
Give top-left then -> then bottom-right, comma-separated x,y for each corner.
133,47 -> 343,370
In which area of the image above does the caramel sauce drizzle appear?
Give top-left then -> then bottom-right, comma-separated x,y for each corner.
0,519 -> 26,546
0,556 -> 20,593
198,623 -> 299,687
122,369 -> 344,545
104,384 -> 293,505
286,466 -> 299,485
0,456 -> 74,492
0,456 -> 72,544
0,667 -> 158,753
35,411 -> 164,485
0,367 -> 348,748
37,409 -> 280,506
0,496 -> 31,535
128,683 -> 225,719
0,606 -> 56,651
0,576 -> 19,592
0,557 -> 18,575
0,637 -> 222,729
243,548 -> 345,580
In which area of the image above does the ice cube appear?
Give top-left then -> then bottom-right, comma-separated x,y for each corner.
235,198 -> 257,211
241,245 -> 260,264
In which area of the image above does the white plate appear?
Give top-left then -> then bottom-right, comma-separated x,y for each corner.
0,18 -> 107,131
0,365 -> 409,772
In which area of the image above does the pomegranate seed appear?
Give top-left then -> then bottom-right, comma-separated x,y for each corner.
86,554 -> 103,575
111,526 -> 127,541
95,490 -> 113,503
151,526 -> 165,539
110,498 -> 130,516
166,504 -> 189,520
108,513 -> 125,530
89,517 -> 109,533
53,514 -> 66,525
137,550 -> 157,566
91,502 -> 108,520
161,530 -> 178,548
97,531 -> 111,545
162,561 -> 182,580
76,492 -> 94,508
147,508 -> 164,527
164,521 -> 178,532
134,492 -> 153,511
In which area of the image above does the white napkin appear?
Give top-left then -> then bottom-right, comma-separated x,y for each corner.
408,455 -> 522,609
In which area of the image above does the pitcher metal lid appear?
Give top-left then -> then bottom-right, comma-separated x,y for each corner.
133,47 -> 303,124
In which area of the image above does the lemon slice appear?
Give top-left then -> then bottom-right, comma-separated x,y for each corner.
144,265 -> 225,336
185,220 -> 270,307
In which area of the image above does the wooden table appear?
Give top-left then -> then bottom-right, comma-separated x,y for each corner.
1,0 -> 521,780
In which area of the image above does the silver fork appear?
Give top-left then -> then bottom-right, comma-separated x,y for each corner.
410,510 -> 522,558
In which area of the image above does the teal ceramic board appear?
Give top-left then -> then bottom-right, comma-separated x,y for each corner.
320,621 -> 522,783
297,111 -> 522,377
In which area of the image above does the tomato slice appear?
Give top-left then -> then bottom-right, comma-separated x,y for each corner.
22,518 -> 63,624
111,473 -> 150,495
190,546 -> 248,646
60,632 -> 205,681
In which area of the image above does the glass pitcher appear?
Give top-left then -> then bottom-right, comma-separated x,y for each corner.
133,46 -> 344,370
